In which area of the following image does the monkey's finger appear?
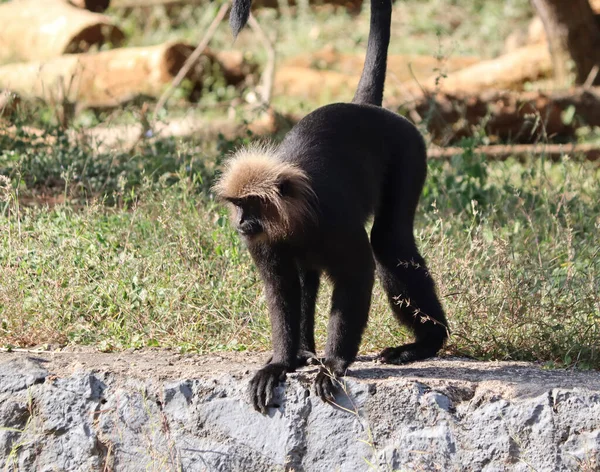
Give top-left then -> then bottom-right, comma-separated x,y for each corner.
323,379 -> 337,403
255,380 -> 268,413
250,373 -> 269,413
249,378 -> 263,413
257,372 -> 274,413
264,374 -> 279,409
252,386 -> 266,414
317,371 -> 338,403
314,375 -> 329,403
314,379 -> 322,400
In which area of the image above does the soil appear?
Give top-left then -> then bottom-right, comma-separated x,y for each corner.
1,348 -> 599,399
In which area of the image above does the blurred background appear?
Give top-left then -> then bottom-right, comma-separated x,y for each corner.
0,0 -> 598,370
1,0 -> 600,148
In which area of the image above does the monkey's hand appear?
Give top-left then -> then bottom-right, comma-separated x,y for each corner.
313,360 -> 346,403
249,363 -> 288,414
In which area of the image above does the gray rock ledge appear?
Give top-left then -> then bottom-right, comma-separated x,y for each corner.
0,350 -> 599,471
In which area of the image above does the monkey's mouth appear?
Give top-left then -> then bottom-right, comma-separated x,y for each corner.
238,227 -> 262,236
239,229 -> 268,243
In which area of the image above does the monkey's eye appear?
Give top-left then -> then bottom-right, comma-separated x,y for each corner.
245,196 -> 262,216
278,179 -> 292,197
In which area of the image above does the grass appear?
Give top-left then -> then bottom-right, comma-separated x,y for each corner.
0,0 -> 598,369
0,125 -> 598,368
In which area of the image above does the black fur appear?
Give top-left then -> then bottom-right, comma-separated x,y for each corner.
352,0 -> 391,105
230,0 -> 252,38
222,0 -> 448,413
243,105 -> 448,412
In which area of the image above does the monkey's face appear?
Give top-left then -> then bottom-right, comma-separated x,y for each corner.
228,196 -> 266,240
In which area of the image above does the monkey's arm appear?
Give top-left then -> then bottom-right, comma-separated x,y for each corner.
248,243 -> 302,413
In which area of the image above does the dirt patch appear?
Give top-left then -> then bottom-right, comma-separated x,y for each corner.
1,348 -> 598,398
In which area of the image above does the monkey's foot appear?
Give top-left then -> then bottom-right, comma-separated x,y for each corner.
248,363 -> 288,414
313,359 -> 346,403
378,342 -> 440,364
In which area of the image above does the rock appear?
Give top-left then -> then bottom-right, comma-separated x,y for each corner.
0,353 -> 599,471
0,358 -> 48,393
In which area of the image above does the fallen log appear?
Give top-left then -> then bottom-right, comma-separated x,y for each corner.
67,0 -> 111,12
14,0 -> 110,12
402,87 -> 600,145
274,66 -> 358,101
5,114 -> 598,164
82,109 -> 279,152
405,44 -> 552,96
0,43 -> 238,109
429,143 -> 600,162
275,45 -> 548,104
282,47 -> 480,84
0,0 -> 124,64
110,0 -> 362,10
212,50 -> 258,86
0,109 -> 279,153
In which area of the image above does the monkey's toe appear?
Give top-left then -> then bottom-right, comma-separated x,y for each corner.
248,364 -> 288,414
378,342 -> 441,364
314,368 -> 339,403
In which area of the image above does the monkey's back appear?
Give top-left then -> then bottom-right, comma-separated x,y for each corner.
278,103 -> 427,229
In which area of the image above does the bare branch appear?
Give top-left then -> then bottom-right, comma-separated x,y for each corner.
152,1 -> 230,122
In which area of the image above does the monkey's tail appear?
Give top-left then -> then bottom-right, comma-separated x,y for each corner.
352,0 -> 392,107
230,0 -> 252,38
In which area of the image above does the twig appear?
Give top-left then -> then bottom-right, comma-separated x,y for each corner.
583,65 -> 599,89
248,13 -> 276,107
152,1 -> 230,122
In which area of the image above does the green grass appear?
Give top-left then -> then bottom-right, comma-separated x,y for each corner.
0,126 -> 598,368
0,0 -> 598,369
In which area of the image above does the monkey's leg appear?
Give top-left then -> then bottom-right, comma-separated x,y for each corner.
298,269 -> 320,366
265,268 -> 320,367
371,224 -> 448,364
314,235 -> 374,402
248,243 -> 302,413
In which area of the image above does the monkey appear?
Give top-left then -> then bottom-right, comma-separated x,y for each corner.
213,0 -> 449,413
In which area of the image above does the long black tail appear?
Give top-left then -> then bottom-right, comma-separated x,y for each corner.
352,0 -> 392,106
229,0 -> 391,106
230,0 -> 252,38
